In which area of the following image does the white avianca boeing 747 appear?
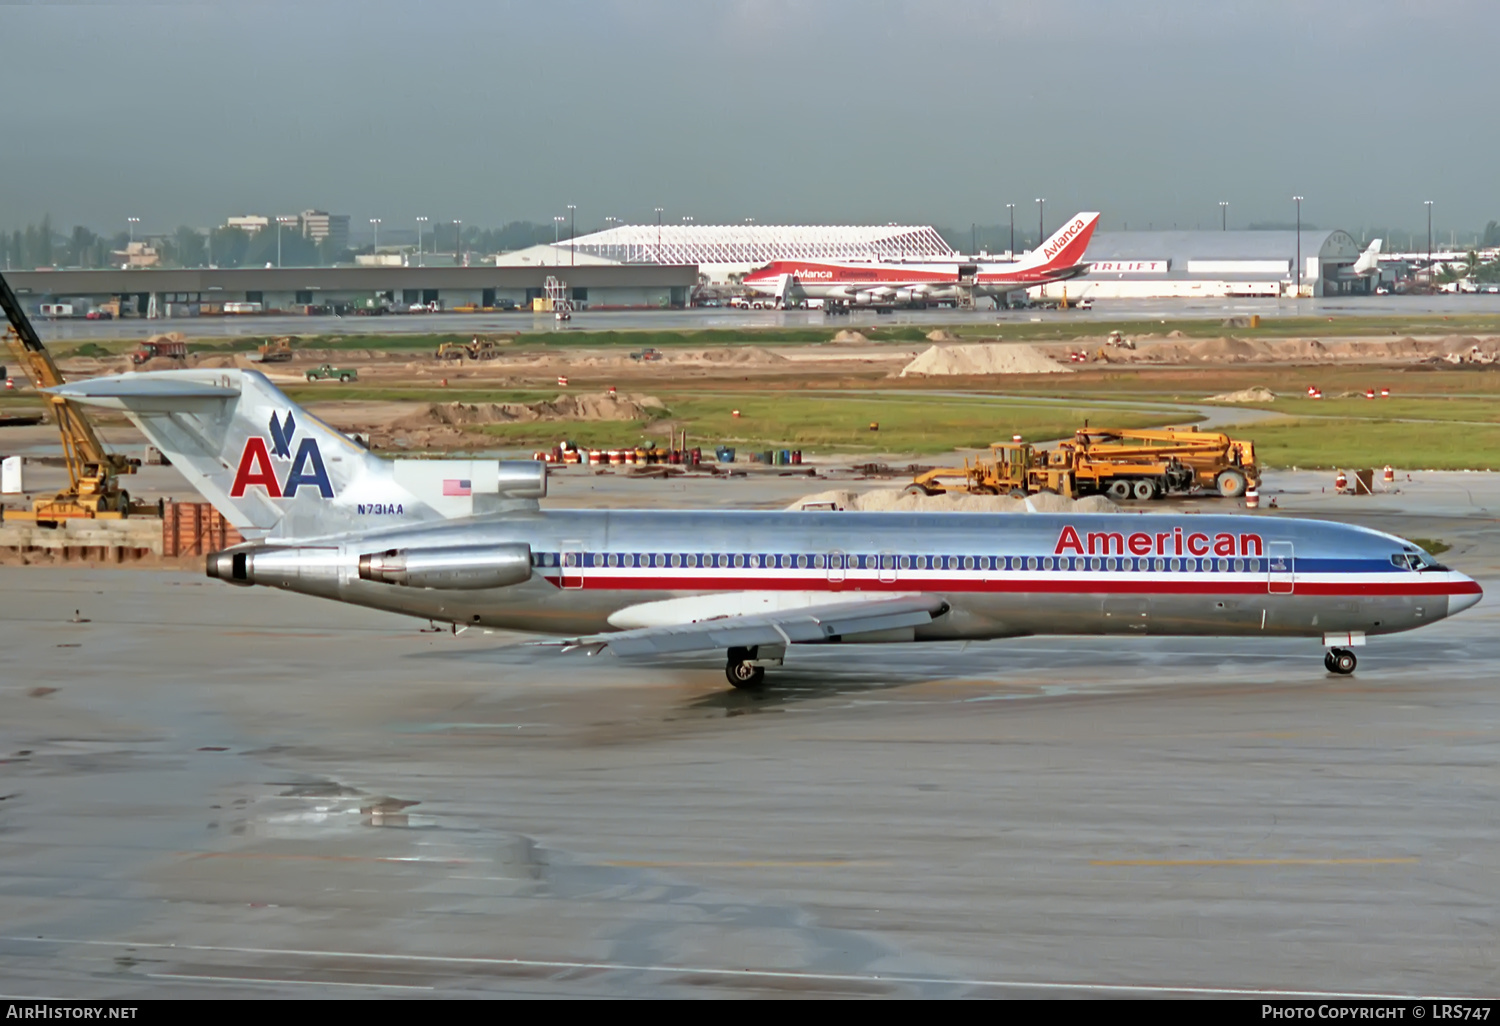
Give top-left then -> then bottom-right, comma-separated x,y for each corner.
53,369 -> 1482,689
741,212 -> 1099,308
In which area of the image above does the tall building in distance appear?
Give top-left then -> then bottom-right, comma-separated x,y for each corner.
299,210 -> 350,251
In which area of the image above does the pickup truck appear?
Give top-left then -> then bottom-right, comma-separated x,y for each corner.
305,364 -> 358,383
629,347 -> 663,362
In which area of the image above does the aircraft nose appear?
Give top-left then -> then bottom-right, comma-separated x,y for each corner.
1448,578 -> 1483,616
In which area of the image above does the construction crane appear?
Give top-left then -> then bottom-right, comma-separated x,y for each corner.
0,269 -> 139,523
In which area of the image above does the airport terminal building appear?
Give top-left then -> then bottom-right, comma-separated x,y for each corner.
1039,229 -> 1369,300
3,264 -> 700,317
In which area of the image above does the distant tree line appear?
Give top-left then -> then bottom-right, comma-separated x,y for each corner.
6,214 -> 1500,271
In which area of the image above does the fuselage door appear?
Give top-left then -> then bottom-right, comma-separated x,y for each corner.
826,550 -> 846,585
1267,541 -> 1294,594
561,544 -> 585,590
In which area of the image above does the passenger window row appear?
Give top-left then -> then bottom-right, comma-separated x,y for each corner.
530,552 -> 1269,573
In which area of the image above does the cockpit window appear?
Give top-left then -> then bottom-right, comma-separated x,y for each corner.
1392,550 -> 1449,572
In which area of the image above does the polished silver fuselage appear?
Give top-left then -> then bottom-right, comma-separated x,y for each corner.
243,509 -> 1479,642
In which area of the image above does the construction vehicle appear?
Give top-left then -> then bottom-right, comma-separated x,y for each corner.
305,364 -> 357,382
250,337 -> 294,363
435,338 -> 505,361
908,427 -> 1257,502
629,347 -> 663,362
130,338 -> 188,365
0,270 -> 141,522
1066,427 -> 1257,499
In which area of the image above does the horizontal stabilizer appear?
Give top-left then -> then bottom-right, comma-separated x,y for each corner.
48,377 -> 241,407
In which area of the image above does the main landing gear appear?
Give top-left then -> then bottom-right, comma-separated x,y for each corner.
1324,648 -> 1357,675
726,645 -> 769,689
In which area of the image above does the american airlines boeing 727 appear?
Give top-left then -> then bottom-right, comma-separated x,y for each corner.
55,370 -> 1481,688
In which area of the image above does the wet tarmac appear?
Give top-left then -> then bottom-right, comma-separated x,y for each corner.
0,481 -> 1496,997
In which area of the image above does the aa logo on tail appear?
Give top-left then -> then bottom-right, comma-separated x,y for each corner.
230,411 -> 334,499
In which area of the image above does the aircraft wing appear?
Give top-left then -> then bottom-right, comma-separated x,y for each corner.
542,594 -> 949,656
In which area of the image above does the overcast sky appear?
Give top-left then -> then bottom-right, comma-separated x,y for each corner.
2,0 -> 1495,236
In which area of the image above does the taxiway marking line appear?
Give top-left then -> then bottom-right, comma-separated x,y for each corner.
6,937 -> 1479,1000
1092,857 -> 1420,867
602,859 -> 884,869
147,973 -> 433,991
176,851 -> 475,865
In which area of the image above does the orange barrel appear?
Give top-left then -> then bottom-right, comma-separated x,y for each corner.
589,449 -> 603,465
1335,470 -> 1348,491
1245,487 -> 1260,509
558,375 -> 569,386
1383,465 -> 1395,484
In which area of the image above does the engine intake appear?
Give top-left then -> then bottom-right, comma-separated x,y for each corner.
358,543 -> 532,590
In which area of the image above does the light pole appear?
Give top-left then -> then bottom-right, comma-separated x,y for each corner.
452,220 -> 462,263
1035,198 -> 1045,250
369,218 -> 381,255
654,207 -> 664,263
277,216 -> 296,267
553,216 -> 564,247
416,216 -> 428,267
1219,201 -> 1229,231
1292,196 -> 1303,296
127,216 -> 140,247
971,222 -> 976,256
1424,200 -> 1434,285
1006,203 -> 1015,258
567,204 -> 576,266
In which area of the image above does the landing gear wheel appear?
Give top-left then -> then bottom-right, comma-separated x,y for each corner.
1132,479 -> 1156,501
1107,479 -> 1133,501
1216,469 -> 1248,498
1325,648 -> 1356,675
726,660 -> 766,689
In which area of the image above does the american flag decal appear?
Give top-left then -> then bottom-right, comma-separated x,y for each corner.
443,479 -> 472,496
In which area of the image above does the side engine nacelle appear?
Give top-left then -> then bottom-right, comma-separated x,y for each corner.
358,543 -> 532,590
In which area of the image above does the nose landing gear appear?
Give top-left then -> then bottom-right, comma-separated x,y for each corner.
1324,648 -> 1357,675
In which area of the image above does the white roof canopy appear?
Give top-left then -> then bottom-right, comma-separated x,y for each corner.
559,224 -> 955,265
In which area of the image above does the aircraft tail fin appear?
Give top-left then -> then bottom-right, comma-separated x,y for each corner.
1019,212 -> 1100,271
51,369 -> 545,541
1353,238 -> 1382,275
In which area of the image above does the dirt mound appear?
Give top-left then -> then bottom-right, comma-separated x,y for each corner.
1207,386 -> 1277,402
831,329 -> 871,344
925,329 -> 962,342
789,487 -> 1116,514
1166,329 -> 1189,339
691,346 -> 787,364
900,343 -> 1072,376
190,353 -> 241,369
145,331 -> 187,346
396,392 -> 664,430
1265,338 -> 1329,360
1187,336 -> 1264,361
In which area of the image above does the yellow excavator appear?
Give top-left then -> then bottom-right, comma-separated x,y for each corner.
0,270 -> 141,523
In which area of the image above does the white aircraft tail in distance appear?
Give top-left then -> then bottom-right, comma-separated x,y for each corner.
1352,238 -> 1383,276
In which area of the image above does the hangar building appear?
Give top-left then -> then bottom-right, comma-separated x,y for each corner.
559,223 -> 955,283
1037,229 -> 1368,300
